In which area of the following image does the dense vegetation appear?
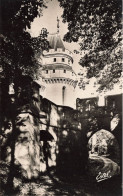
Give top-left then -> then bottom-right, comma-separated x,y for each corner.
58,0 -> 122,91
0,0 -> 49,82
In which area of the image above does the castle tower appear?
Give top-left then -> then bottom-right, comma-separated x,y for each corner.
40,32 -> 77,109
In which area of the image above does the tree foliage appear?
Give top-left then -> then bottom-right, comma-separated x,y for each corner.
58,0 -> 122,91
0,1 -> 50,189
0,0 -> 49,82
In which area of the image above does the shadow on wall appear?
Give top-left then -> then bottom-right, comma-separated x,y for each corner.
40,129 -> 57,173
39,127 -> 88,176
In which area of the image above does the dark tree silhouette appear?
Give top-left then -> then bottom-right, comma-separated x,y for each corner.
58,0 -> 122,91
0,0 -> 49,192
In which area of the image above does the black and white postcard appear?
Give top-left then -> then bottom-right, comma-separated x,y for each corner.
0,0 -> 122,195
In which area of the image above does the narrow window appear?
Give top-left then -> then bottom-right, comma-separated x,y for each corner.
64,70 -> 66,73
112,100 -> 115,108
54,58 -> 56,62
85,101 -> 91,111
62,86 -> 66,105
62,58 -> 65,62
53,69 -> 55,73
46,70 -> 48,74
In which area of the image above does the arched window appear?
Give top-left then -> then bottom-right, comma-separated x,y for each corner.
62,86 -> 66,105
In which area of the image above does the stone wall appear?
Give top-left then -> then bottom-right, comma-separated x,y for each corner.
1,76 -> 122,178
1,77 -> 41,179
39,94 -> 122,175
15,113 -> 40,179
39,98 -> 87,175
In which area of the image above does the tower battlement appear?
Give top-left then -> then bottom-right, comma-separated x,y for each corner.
43,48 -> 73,59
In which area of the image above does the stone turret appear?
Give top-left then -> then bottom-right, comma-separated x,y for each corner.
40,33 -> 77,109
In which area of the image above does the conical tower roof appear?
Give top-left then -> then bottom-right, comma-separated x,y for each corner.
48,33 -> 65,51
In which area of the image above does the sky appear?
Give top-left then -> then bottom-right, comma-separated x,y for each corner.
29,0 -> 81,73
28,0 -> 122,101
30,0 -> 65,37
28,0 -> 98,99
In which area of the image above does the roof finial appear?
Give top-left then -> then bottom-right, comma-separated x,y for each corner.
57,16 -> 60,33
